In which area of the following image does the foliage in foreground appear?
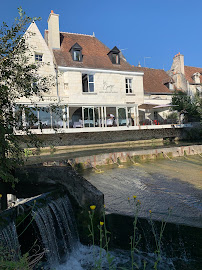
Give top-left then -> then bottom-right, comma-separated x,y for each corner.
0,200 -> 45,269
171,91 -> 202,122
88,197 -> 171,270
0,247 -> 29,270
0,8 -> 50,186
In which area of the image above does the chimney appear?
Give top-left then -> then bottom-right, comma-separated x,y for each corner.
47,10 -> 60,49
171,52 -> 184,74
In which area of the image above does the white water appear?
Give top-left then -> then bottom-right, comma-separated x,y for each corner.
56,243 -> 176,270
0,222 -> 20,259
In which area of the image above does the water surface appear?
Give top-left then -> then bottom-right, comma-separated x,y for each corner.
83,155 -> 202,228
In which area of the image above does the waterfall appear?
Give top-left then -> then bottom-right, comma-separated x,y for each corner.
0,221 -> 20,260
33,195 -> 79,267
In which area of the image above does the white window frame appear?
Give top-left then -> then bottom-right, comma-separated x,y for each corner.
125,78 -> 133,94
82,74 -> 95,93
35,53 -> 43,62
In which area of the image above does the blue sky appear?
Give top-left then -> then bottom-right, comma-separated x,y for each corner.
1,0 -> 202,70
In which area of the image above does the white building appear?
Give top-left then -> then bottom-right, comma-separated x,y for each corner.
15,11 -> 145,134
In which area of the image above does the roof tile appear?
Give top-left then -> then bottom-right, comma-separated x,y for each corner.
52,32 -> 139,72
136,67 -> 173,94
184,66 -> 202,84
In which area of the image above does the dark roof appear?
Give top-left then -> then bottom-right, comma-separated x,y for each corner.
136,67 -> 173,94
50,31 -> 139,72
184,66 -> 202,84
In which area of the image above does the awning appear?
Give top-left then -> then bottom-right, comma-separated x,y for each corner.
139,103 -> 178,110
138,103 -> 159,109
153,104 -> 178,109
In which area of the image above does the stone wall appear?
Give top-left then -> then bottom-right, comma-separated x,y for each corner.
20,127 -> 185,147
15,164 -> 104,212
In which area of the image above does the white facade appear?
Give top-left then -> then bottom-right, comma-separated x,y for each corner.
15,12 -> 146,134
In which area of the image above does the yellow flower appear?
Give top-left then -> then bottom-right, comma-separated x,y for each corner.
100,221 -> 104,226
133,196 -> 137,199
90,205 -> 96,210
128,197 -> 130,200
0,194 -> 2,198
149,210 -> 152,214
104,205 -> 106,208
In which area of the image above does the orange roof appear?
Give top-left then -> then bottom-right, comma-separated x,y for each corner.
184,66 -> 202,84
136,67 -> 173,94
51,32 -> 139,72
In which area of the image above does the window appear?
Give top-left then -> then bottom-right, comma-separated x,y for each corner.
73,50 -> 81,61
108,46 -> 120,64
82,74 -> 94,92
70,43 -> 82,62
112,53 -> 119,64
39,107 -> 51,129
125,78 -> 132,93
164,82 -> 174,90
52,107 -> 64,128
35,53 -> 43,62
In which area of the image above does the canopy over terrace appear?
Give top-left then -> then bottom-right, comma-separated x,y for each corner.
138,103 -> 178,125
138,103 -> 177,110
14,103 -> 139,131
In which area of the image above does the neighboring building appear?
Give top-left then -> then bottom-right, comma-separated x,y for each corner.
136,67 -> 174,124
15,11 -> 145,133
168,53 -> 202,97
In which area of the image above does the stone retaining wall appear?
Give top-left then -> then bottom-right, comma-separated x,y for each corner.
19,127 -> 186,147
66,144 -> 202,169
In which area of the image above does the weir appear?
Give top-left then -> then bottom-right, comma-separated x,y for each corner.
0,193 -> 80,269
0,222 -> 20,260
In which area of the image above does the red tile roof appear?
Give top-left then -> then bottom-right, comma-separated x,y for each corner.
184,66 -> 202,84
136,67 -> 173,94
50,32 -> 139,72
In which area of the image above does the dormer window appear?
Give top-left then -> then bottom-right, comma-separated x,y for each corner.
192,72 -> 201,84
164,82 -> 174,90
108,46 -> 120,64
70,43 -> 82,62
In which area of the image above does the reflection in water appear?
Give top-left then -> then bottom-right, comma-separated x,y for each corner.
83,156 -> 202,228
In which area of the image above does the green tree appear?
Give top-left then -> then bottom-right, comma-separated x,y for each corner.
171,91 -> 201,122
0,8 -> 49,187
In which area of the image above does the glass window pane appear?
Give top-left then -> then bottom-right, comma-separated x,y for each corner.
112,54 -> 118,64
89,83 -> 94,92
15,105 -> 23,130
26,108 -> 38,129
39,107 -> 51,129
82,74 -> 88,92
52,107 -> 63,128
88,75 -> 94,82
74,51 -> 80,61
118,108 -> 126,126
